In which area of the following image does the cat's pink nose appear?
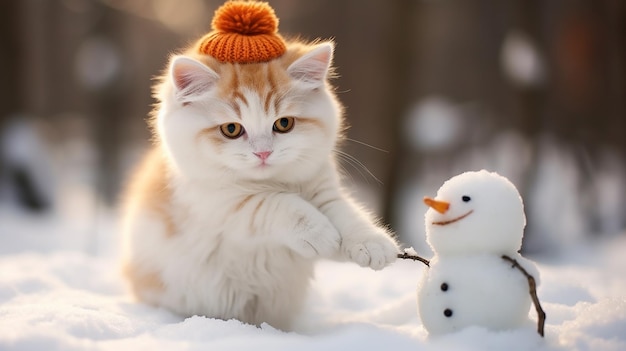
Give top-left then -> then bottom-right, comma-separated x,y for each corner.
253,151 -> 272,161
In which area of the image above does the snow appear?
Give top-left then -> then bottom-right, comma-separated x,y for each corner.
500,30 -> 545,87
404,96 -> 465,151
1,206 -> 626,350
75,37 -> 122,90
403,247 -> 419,256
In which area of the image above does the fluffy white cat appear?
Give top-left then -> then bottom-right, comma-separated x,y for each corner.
121,39 -> 399,331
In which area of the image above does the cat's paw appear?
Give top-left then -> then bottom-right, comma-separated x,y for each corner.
342,231 -> 398,270
289,216 -> 341,259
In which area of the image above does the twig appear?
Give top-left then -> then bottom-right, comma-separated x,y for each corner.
502,255 -> 546,337
397,252 -> 430,267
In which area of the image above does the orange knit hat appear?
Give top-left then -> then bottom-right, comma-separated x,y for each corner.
198,1 -> 287,64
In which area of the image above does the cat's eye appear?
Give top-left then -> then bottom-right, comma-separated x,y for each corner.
220,123 -> 244,139
273,117 -> 295,133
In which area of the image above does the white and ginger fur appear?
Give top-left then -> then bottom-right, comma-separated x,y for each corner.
121,40 -> 399,330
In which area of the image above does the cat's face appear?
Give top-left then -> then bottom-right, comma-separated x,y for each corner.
155,42 -> 341,183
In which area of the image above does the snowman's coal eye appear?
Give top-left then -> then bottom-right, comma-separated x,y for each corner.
462,196 -> 471,202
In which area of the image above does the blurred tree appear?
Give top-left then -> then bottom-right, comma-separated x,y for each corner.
86,3 -> 127,205
0,1 -> 22,174
0,2 -> 49,211
379,0 -> 420,230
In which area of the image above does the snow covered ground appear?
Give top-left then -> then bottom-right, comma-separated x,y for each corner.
1,205 -> 625,351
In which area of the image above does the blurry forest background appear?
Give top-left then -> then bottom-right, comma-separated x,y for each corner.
0,0 -> 624,255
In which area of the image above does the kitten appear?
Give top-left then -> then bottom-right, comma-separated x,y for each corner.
121,39 -> 399,331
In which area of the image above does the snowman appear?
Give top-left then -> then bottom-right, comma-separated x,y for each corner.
415,170 -> 544,336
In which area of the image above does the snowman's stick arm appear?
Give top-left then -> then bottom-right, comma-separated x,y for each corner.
501,255 -> 546,337
397,253 -> 430,267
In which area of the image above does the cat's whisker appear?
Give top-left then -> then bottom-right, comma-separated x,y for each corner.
334,150 -> 382,185
344,138 -> 388,153
336,152 -> 368,183
334,154 -> 356,184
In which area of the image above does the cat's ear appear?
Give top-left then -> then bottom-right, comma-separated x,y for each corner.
170,56 -> 219,103
287,42 -> 334,88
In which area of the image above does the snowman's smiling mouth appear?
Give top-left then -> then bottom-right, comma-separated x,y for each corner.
432,210 -> 474,226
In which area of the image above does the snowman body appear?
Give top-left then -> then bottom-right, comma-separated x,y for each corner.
418,253 -> 536,335
418,170 -> 540,335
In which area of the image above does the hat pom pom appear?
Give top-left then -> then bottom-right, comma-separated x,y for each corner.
212,1 -> 279,36
199,1 -> 286,63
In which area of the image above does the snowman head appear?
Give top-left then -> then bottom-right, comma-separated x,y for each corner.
424,170 -> 526,256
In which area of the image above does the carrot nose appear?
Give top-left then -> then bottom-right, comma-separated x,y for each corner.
423,196 -> 450,214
